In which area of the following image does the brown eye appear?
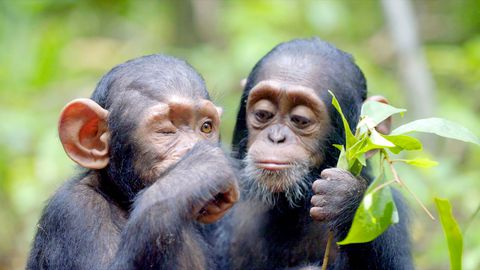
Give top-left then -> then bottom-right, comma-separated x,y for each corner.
254,110 -> 274,123
200,121 -> 213,134
291,115 -> 311,128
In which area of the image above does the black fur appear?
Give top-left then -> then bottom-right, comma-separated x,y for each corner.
27,55 -> 236,270
216,38 -> 413,270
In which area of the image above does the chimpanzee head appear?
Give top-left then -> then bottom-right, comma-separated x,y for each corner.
58,55 -> 223,205
232,38 -> 368,208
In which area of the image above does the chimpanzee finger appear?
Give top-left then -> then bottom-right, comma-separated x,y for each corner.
310,195 -> 327,207
320,167 -> 349,180
312,179 -> 335,194
310,206 -> 331,221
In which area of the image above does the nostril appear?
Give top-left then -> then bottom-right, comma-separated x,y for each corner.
268,133 -> 274,143
268,133 -> 286,144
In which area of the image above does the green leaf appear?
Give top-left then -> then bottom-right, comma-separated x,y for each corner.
382,134 -> 422,154
360,100 -> 406,127
357,134 -> 422,155
357,154 -> 366,166
358,137 -> 386,153
370,129 -> 395,147
396,158 -> 438,168
336,146 -> 349,170
349,158 -> 364,176
347,134 -> 369,161
392,118 -> 480,145
434,198 -> 463,270
329,90 -> 357,149
338,174 -> 398,245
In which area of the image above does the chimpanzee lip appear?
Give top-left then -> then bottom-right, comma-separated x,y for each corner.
255,160 -> 292,171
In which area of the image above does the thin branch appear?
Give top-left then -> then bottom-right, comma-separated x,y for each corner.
370,179 -> 396,194
322,231 -> 334,270
384,155 -> 403,186
402,182 -> 435,220
383,150 -> 435,220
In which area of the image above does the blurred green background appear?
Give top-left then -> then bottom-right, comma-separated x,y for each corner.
1,0 -> 479,269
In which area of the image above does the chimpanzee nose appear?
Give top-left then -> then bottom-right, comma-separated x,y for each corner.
267,125 -> 287,144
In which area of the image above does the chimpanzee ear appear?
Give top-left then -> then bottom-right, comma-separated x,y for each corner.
58,98 -> 110,169
365,95 -> 392,135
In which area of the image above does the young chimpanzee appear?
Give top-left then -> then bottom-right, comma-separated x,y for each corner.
27,55 -> 239,270
217,38 -> 413,269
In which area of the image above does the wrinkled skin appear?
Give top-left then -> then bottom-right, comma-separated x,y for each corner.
310,168 -> 368,223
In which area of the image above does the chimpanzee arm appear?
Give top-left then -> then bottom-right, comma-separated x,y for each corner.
26,173 -> 126,270
331,190 -> 414,270
109,142 -> 237,270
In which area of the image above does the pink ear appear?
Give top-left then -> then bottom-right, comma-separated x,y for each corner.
58,98 -> 110,169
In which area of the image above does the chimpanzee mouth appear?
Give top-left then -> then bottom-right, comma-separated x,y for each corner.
242,156 -> 311,208
255,160 -> 293,171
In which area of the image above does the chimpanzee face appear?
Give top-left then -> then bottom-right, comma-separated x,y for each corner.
132,96 -> 221,182
57,55 -> 224,199
243,80 -> 331,206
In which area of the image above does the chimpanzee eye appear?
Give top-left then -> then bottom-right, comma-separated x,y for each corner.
254,110 -> 274,123
291,115 -> 311,128
200,121 -> 213,134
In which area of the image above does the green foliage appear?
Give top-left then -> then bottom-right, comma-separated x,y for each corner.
329,90 -> 357,149
360,100 -> 406,127
395,158 -> 438,168
392,118 -> 480,145
1,1 -> 480,269
337,172 -> 398,245
330,91 -> 480,269
435,198 -> 463,270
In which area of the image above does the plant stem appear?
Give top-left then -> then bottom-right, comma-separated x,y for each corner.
322,231 -> 334,270
383,153 -> 402,186
402,182 -> 435,220
383,150 -> 435,220
371,179 -> 396,194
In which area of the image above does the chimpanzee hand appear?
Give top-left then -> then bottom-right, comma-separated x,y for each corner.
309,168 -> 367,226
169,142 -> 240,224
135,142 -> 239,224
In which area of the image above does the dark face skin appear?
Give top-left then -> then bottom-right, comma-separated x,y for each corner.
244,80 -> 330,195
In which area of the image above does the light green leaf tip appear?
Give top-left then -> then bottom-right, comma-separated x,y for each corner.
360,100 -> 406,127
370,129 -> 395,147
382,134 -> 423,154
434,198 -> 463,270
329,90 -> 357,149
392,118 -> 480,146
397,158 -> 438,168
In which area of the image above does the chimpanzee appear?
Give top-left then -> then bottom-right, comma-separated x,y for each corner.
27,55 -> 239,270
216,38 -> 413,269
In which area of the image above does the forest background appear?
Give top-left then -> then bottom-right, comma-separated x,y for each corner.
1,1 -> 479,269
